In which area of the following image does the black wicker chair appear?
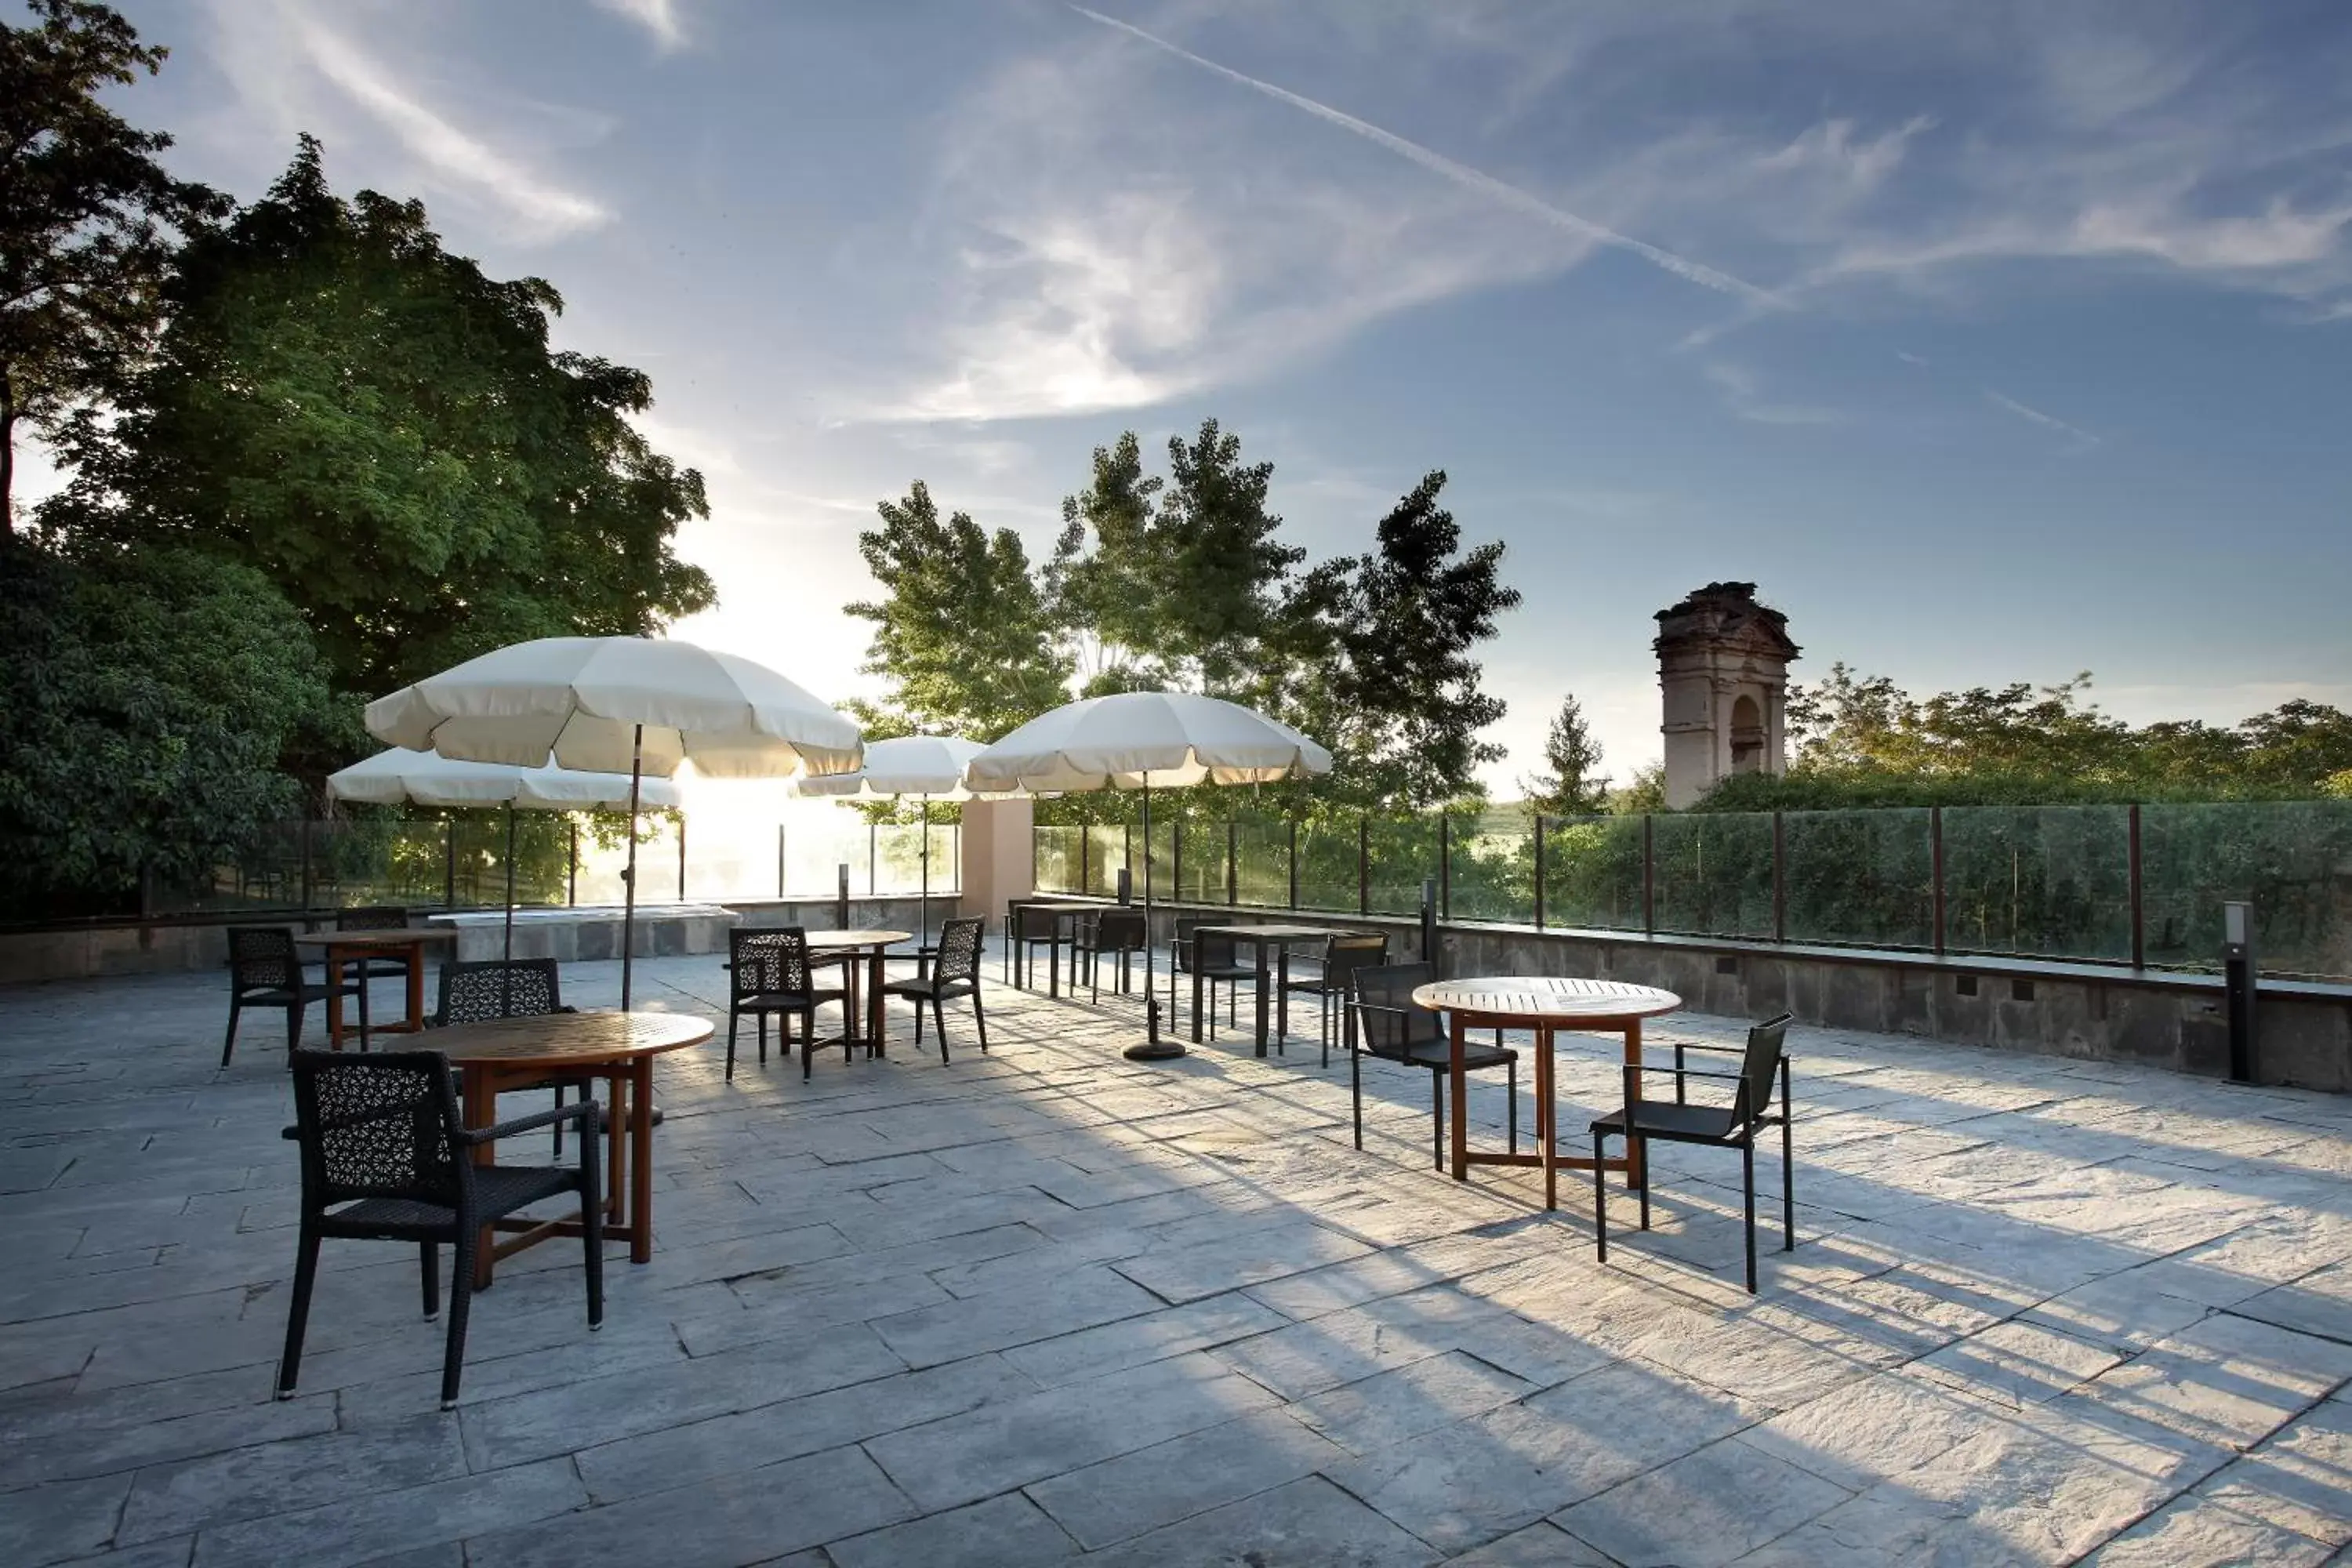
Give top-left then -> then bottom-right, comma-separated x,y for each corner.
433,960 -> 582,1156
336,905 -> 413,985
726,927 -> 848,1081
275,1048 -> 601,1410
1593,1012 -> 1795,1293
1280,932 -> 1390,1066
883,916 -> 988,1062
1348,963 -> 1516,1170
223,927 -> 365,1069
1075,909 -> 1149,1002
1174,918 -> 1254,1040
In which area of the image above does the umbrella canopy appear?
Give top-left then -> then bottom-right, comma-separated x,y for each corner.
962,691 -> 1330,794
328,748 -> 684,811
794,735 -> 1027,800
363,636 -> 863,780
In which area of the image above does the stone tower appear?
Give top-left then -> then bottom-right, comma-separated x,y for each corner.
1655,583 -> 1799,809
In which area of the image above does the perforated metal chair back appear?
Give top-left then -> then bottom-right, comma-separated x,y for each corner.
1176,918 -> 1237,974
436,960 -> 564,1025
731,927 -> 815,1000
933,918 -> 985,985
1738,1012 -> 1794,1120
1094,910 -> 1147,953
1353,962 -> 1443,1055
288,1049 -> 465,1210
336,906 -> 410,932
229,927 -> 303,992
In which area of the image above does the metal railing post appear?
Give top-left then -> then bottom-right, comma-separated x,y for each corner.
569,818 -> 579,907
1931,806 -> 1946,957
1226,821 -> 1238,906
1287,818 -> 1299,909
1358,815 -> 1370,916
2128,804 -> 2144,968
1439,814 -> 1451,920
444,819 -> 457,909
679,816 -> 689,901
299,820 -> 314,917
1080,820 -> 1091,898
1773,811 -> 1787,943
1642,814 -> 1655,936
776,823 -> 786,899
869,822 -> 878,898
1173,819 -> 1183,904
1534,815 -> 1546,931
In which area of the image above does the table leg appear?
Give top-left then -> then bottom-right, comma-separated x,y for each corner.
1254,942 -> 1271,1058
1192,956 -> 1204,1044
466,1065 -> 499,1290
630,1057 -> 655,1265
405,946 -> 426,1032
325,947 -> 347,1050
1049,924 -> 1061,999
1449,1008 -> 1469,1181
1539,1025 -> 1557,1211
1276,946 -> 1290,1046
866,949 -> 887,1056
607,1070 -> 631,1236
1625,1019 -> 1647,1190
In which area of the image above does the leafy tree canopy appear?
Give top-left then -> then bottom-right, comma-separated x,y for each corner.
1519,693 -> 1609,817
43,136 -> 714,703
0,539 -> 338,914
0,0 -> 226,530
845,479 -> 1069,741
1699,662 -> 2352,809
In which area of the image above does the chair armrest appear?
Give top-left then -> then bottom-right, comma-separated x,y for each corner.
457,1099 -> 601,1146
1638,1065 -> 1744,1083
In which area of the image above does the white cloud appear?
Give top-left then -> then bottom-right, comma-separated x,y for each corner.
595,0 -> 686,52
1983,390 -> 2100,450
1757,115 -> 1936,191
1705,362 -> 1845,426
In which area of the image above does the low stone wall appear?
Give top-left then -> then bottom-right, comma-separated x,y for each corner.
1091,901 -> 2352,1094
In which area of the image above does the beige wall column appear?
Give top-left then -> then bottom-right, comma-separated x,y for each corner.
960,797 -> 1035,935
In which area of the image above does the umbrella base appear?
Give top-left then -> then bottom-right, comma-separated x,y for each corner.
1123,1040 -> 1189,1062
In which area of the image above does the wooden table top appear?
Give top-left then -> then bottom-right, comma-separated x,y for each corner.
1411,976 -> 1682,1025
801,928 -> 912,950
295,929 -> 457,949
1192,924 -> 1344,942
428,1009 -> 713,1068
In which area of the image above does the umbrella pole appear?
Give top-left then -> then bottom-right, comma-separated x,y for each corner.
919,796 -> 930,954
1124,771 -> 1185,1062
502,804 -> 517,1017
621,724 -> 642,1012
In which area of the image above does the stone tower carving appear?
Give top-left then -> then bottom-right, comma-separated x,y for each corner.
1655,583 -> 1799,809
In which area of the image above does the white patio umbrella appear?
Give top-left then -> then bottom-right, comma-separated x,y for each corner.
365,637 -> 862,1008
328,749 -> 682,1013
964,691 -> 1332,1060
792,735 -> 1028,950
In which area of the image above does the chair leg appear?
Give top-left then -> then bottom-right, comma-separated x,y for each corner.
724,1011 -> 739,1081
971,989 -> 988,1052
913,998 -> 925,1044
1430,1075 -> 1444,1172
1743,1138 -> 1759,1294
803,1007 -> 817,1080
1782,1116 -> 1796,1253
276,1226 -> 322,1399
1637,1138 -> 1651,1231
440,1236 -> 474,1410
285,1001 -> 304,1054
1593,1131 -> 1610,1262
419,1240 -> 440,1320
581,1136 -> 604,1332
933,996 -> 949,1064
1508,1056 -> 1519,1156
1350,1033 -> 1363,1151
757,1011 -> 769,1068
550,1084 -> 565,1159
222,1000 -> 242,1069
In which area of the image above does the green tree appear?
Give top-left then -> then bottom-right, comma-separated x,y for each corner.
0,0 -> 226,531
46,136 -> 713,702
0,538 -> 337,914
846,480 -> 1069,740
1520,694 -> 1608,816
1045,431 -> 1163,693
1307,470 -> 1521,811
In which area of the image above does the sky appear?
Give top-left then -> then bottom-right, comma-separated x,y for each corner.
46,0 -> 2352,793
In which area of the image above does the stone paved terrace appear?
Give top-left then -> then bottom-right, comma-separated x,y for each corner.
2,953 -> 2349,1567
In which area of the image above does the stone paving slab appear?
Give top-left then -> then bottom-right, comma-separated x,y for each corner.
2,953 -> 2349,1564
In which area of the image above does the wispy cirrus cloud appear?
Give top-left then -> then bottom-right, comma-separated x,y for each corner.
1705,362 -> 1845,426
595,0 -> 687,53
1984,389 -> 2100,450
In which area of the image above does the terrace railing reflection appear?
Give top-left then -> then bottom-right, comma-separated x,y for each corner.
1033,800 -> 2352,983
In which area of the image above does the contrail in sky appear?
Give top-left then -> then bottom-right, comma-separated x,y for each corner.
1984,390 -> 2101,448
1066,4 -> 1786,310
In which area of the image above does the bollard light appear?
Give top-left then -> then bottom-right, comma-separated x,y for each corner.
2222,899 -> 2256,1083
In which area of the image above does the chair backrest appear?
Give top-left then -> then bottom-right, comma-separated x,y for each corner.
287,1049 -> 465,1210
1738,1013 -> 1794,1119
1095,909 -> 1147,953
229,926 -> 302,990
731,927 -> 815,999
1323,932 -> 1389,989
336,906 -> 410,932
934,917 -> 985,984
1176,918 -> 1234,973
1352,963 -> 1443,1053
1015,903 -> 1063,940
435,959 -> 564,1026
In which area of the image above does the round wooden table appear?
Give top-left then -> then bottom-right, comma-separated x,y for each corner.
294,928 -> 457,1047
1411,977 -> 1681,1210
801,929 -> 911,1054
431,1010 -> 711,1285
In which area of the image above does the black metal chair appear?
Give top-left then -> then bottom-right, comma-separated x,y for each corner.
1010,902 -> 1069,991
1281,933 -> 1391,1066
275,1048 -> 601,1410
883,916 -> 988,1062
1593,1012 -> 1795,1294
432,959 -> 583,1156
1174,917 -> 1254,1039
1076,909 -> 1149,1002
725,927 -> 848,1081
335,905 -> 413,986
1348,963 -> 1516,1170
223,926 -> 365,1069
